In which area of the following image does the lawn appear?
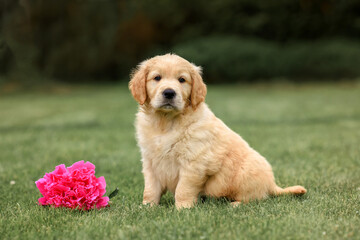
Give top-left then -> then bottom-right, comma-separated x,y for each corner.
0,83 -> 359,239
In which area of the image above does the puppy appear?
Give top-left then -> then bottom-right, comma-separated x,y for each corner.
129,54 -> 306,209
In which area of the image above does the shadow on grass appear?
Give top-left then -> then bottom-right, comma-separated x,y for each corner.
158,193 -> 308,209
267,193 -> 309,202
37,204 -> 112,215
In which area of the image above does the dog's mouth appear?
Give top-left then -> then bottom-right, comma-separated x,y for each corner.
156,100 -> 180,112
160,103 -> 176,110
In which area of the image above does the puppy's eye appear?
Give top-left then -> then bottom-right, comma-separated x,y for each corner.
178,77 -> 185,83
154,75 -> 161,81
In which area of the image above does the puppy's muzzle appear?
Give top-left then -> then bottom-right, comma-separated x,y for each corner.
162,88 -> 176,100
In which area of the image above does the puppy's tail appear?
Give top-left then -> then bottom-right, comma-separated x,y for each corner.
272,185 -> 307,196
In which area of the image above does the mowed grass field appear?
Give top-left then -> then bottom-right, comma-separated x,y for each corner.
0,83 -> 359,239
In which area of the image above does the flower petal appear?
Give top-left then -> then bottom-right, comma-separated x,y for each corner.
96,196 -> 109,209
67,160 -> 85,173
53,164 -> 68,175
35,178 -> 47,195
38,197 -> 47,205
97,176 -> 106,190
83,161 -> 95,170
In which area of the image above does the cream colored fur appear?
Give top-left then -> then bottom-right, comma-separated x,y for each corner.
129,54 -> 306,209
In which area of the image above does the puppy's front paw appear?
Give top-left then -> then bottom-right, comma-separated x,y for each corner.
175,201 -> 195,210
142,200 -> 158,207
230,201 -> 242,208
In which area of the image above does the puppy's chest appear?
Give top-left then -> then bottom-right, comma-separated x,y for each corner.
139,127 -> 189,191
144,128 -> 186,162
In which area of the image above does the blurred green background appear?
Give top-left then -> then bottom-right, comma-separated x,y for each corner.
1,0 -> 360,85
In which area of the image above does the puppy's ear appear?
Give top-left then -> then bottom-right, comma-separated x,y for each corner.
191,64 -> 207,108
129,62 -> 148,105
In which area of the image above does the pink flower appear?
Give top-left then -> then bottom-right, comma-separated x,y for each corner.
35,160 -> 109,210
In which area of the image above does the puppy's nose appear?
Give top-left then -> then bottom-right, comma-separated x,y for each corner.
162,88 -> 176,99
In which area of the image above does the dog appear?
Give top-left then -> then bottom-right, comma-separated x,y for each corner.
129,53 -> 306,209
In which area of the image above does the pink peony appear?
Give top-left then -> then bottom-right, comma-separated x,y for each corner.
35,160 -> 109,210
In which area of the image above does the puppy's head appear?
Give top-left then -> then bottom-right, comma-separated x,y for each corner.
129,54 -> 206,113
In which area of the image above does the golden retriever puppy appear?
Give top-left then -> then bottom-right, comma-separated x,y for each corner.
129,53 -> 306,209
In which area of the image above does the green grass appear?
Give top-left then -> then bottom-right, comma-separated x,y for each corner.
0,83 -> 359,239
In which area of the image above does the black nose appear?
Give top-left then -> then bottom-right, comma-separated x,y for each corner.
162,88 -> 176,99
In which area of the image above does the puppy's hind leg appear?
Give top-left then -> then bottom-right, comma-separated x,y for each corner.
230,195 -> 251,208
273,185 -> 307,196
